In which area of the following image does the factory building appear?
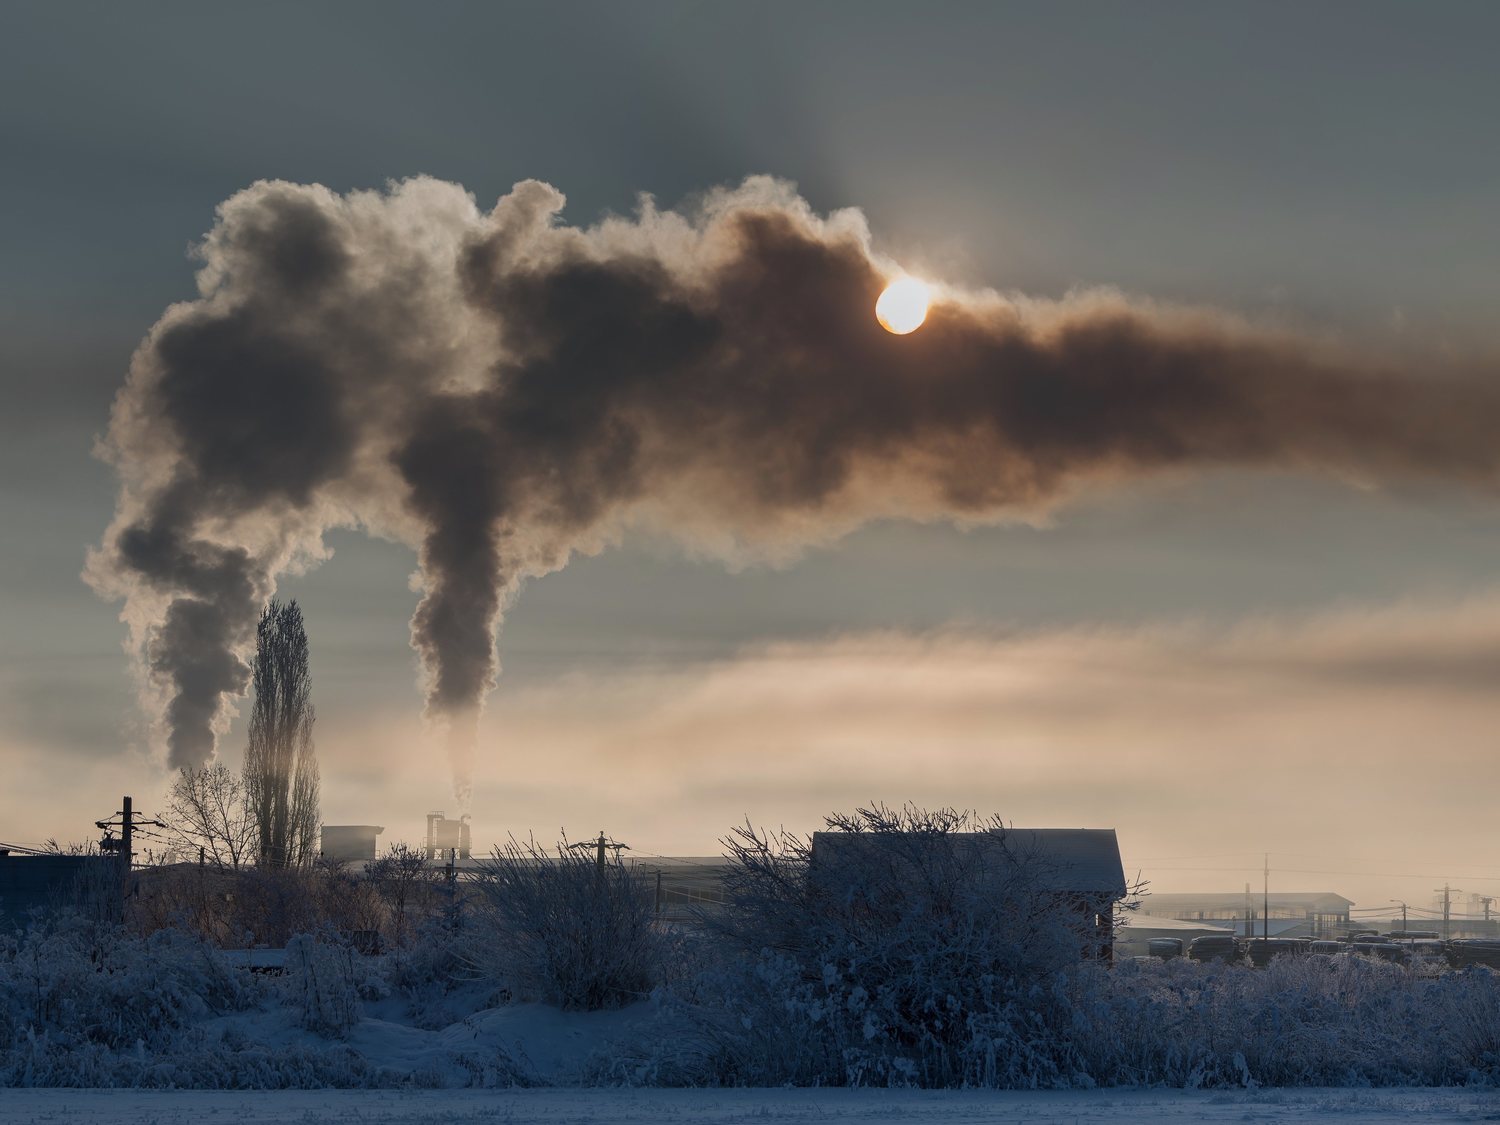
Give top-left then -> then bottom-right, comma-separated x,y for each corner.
320,824 -> 384,864
425,812 -> 471,862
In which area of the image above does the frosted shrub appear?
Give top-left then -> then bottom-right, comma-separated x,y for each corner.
1057,954 -> 1500,1088
391,917 -> 491,1029
0,917 -> 245,1055
284,931 -> 360,1037
469,836 -> 664,1011
668,805 -> 1500,1090
697,805 -> 1106,1087
670,945 -> 1500,1089
0,914 -> 256,1085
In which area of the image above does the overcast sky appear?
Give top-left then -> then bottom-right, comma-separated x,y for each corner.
3,2 -> 1499,916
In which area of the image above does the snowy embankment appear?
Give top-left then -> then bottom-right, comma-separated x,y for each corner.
8,833 -> 1500,1092
7,916 -> 1500,1090
0,1086 -> 1496,1124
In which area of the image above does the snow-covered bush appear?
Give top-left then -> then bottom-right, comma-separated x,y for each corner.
284,931 -> 361,1037
0,918 -> 247,1054
468,836 -> 665,1011
386,916 -> 498,1030
0,913 -> 256,1085
632,805 -> 1500,1090
636,949 -> 1500,1090
693,805 -> 1105,1087
1054,953 -> 1500,1088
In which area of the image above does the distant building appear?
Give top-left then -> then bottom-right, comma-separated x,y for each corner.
1138,891 -> 1354,939
424,812 -> 471,862
320,824 -> 384,864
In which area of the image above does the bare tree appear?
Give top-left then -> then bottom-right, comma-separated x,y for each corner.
161,763 -> 256,872
368,841 -> 432,957
243,599 -> 320,869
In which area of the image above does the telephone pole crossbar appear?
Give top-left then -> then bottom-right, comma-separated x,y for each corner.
94,795 -> 164,916
568,831 -> 630,874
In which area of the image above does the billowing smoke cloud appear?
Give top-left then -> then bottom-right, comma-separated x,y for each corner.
88,175 -> 1500,798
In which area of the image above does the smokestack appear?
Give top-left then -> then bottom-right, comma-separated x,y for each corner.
87,174 -> 1500,791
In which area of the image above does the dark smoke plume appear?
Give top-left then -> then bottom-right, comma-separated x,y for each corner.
88,175 -> 1500,799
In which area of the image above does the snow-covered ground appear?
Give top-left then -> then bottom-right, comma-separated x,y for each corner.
0,1086 -> 1495,1123
199,997 -> 663,1086
9,918 -> 1500,1094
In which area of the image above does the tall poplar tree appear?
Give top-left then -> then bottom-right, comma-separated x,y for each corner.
243,599 -> 320,868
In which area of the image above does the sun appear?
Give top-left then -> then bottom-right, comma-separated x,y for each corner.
876,276 -> 931,335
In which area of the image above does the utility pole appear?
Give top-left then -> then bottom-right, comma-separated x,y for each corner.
94,795 -> 163,919
119,795 -> 133,894
1391,899 -> 1407,933
443,847 -> 460,930
1263,853 -> 1269,946
1435,884 -> 1460,940
569,830 -> 629,874
1479,896 -> 1495,928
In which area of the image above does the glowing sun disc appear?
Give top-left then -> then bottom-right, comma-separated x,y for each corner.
876,276 -> 931,334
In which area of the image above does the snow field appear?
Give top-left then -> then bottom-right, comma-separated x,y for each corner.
0,1086 -> 1497,1124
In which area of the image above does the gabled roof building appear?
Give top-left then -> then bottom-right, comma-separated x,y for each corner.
1139,891 -> 1354,939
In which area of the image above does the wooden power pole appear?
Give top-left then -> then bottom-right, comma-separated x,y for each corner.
569,830 -> 629,874
95,795 -> 162,918
120,795 -> 133,895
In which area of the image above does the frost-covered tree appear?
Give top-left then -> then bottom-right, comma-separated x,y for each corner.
702,804 -> 1124,1087
243,599 -> 320,869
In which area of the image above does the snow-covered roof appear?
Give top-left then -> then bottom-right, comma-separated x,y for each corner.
1121,914 -> 1234,933
1009,829 -> 1128,899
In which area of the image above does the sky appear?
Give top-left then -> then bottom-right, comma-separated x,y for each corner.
3,1 -> 1500,920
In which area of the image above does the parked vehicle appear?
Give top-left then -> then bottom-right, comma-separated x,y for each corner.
1309,940 -> 1344,955
1400,939 -> 1446,960
1355,942 -> 1410,964
1187,934 -> 1242,963
1246,938 -> 1310,967
1447,939 -> 1500,969
1148,937 -> 1184,960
